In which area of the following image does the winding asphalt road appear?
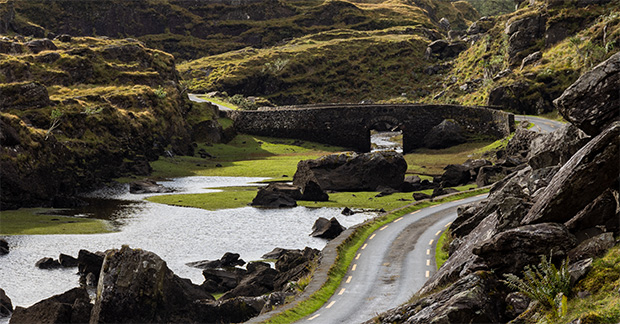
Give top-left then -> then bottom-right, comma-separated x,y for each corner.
515,115 -> 564,133
188,93 -> 232,111
302,194 -> 488,324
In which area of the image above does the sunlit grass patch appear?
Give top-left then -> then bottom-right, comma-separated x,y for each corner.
0,208 -> 113,235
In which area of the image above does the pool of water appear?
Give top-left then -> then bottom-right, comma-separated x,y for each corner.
0,177 -> 373,313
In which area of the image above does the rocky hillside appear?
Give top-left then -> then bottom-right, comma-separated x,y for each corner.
2,0 -> 476,60
0,36 -> 221,210
180,0 -> 619,106
370,51 -> 619,323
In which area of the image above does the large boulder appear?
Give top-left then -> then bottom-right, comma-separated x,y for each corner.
423,119 -> 466,149
25,38 -> 57,54
472,222 -> 578,276
554,52 -> 620,136
567,232 -> 615,262
0,289 -> 12,317
220,262 -> 277,300
9,288 -> 91,324
370,271 -> 507,324
293,151 -> 407,191
440,164 -> 471,187
504,14 -> 546,65
251,183 -> 298,208
77,249 -> 104,286
90,246 -> 214,323
521,122 -> 620,225
274,247 -> 320,290
201,268 -> 247,293
565,188 -> 620,238
299,180 -> 328,201
310,217 -> 345,239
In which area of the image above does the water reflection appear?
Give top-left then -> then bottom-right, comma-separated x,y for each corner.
0,177 -> 374,311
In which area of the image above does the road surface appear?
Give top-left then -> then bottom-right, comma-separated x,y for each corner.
515,115 -> 564,133
188,93 -> 232,111
302,194 -> 488,324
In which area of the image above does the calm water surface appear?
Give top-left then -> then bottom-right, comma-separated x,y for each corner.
0,176 -> 373,313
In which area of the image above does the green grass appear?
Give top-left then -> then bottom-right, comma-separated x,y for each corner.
435,229 -> 451,270
147,183 -> 478,211
404,140 -> 500,175
197,95 -> 239,110
0,208 -> 113,235
260,188 -> 489,324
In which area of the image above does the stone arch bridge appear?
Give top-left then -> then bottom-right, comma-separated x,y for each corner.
228,103 -> 514,153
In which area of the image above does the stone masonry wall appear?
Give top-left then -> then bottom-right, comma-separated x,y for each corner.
230,104 -> 514,153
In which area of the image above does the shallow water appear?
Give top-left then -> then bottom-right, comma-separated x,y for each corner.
371,131 -> 403,153
0,177 -> 373,312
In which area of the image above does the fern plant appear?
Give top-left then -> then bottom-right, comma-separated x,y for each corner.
502,254 -> 571,309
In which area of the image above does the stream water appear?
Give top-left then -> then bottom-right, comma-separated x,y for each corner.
0,176 -> 373,316
371,131 -> 403,153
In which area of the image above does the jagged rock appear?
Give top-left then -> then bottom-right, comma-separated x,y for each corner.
568,258 -> 593,286
55,34 -> 72,42
0,39 -> 22,54
520,51 -> 542,70
371,271 -> 506,324
568,232 -> 615,262
439,17 -> 450,31
25,38 -> 57,54
554,52 -> 620,136
0,239 -> 8,255
58,254 -> 78,267
0,82 -> 50,110
77,249 -> 104,286
527,124 -> 590,170
412,192 -> 431,201
473,222 -> 577,276
505,292 -> 530,320
505,14 -> 545,65
251,183 -> 298,208
505,127 -> 542,159
565,188 -> 620,239
493,68 -> 513,81
293,151 -> 407,191
35,257 -> 61,269
273,247 -> 320,290
299,180 -> 328,201
423,119 -> 466,149
261,247 -> 290,260
90,246 -> 214,324
425,40 -> 467,59
129,179 -> 173,194
260,292 -> 288,314
310,217 -> 345,239
201,268 -> 246,293
212,296 -> 265,323
187,252 -> 246,269
220,262 -> 277,300
9,288 -> 91,324
0,289 -> 12,317
522,122 -> 620,225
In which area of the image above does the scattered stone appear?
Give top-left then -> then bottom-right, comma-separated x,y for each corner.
0,239 -> 8,255
274,247 -> 320,290
293,151 -> 407,192
412,192 -> 431,201
261,247 -> 290,260
55,34 -> 72,42
554,52 -> 620,136
341,207 -> 354,216
220,262 -> 277,300
35,257 -> 61,269
431,187 -> 459,197
25,38 -> 57,54
187,252 -> 246,269
129,179 -> 173,194
251,183 -> 298,208
440,164 -> 471,187
201,268 -> 246,293
0,289 -> 12,317
310,217 -> 345,239
505,292 -> 530,319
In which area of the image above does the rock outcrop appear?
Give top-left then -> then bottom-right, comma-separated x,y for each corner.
293,151 -> 407,191
9,288 -> 91,324
187,252 -> 246,269
554,52 -> 620,136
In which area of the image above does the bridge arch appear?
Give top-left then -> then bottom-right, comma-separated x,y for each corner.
229,104 -> 514,153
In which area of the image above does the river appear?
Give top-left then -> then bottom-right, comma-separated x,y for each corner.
0,176 -> 373,318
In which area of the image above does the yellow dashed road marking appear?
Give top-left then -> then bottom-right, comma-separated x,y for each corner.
355,253 -> 361,260
369,234 -> 376,240
308,314 -> 320,321
346,276 -> 353,283
362,243 -> 368,250
426,249 -> 430,255
338,288 -> 346,295
352,264 -> 357,271
380,225 -> 388,231
326,301 -> 336,309
426,259 -> 430,266
394,217 -> 403,223
435,230 -> 442,236
429,239 -> 434,245
425,271 -> 430,278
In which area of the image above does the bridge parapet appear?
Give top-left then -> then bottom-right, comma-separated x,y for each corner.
231,104 -> 514,153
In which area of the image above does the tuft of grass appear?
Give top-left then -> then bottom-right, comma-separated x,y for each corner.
0,208 -> 113,235
435,228 -> 452,270
259,188 -> 489,324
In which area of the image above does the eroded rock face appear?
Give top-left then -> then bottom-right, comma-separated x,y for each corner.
568,232 -> 615,262
505,14 -> 546,65
293,151 -> 407,191
274,247 -> 320,290
527,124 -> 590,169
565,188 -> 620,238
554,52 -> 620,136
522,122 -> 620,225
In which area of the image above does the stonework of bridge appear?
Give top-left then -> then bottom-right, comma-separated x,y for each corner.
228,103 -> 514,153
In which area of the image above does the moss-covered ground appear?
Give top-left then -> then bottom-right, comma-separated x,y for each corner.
0,209 -> 112,235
